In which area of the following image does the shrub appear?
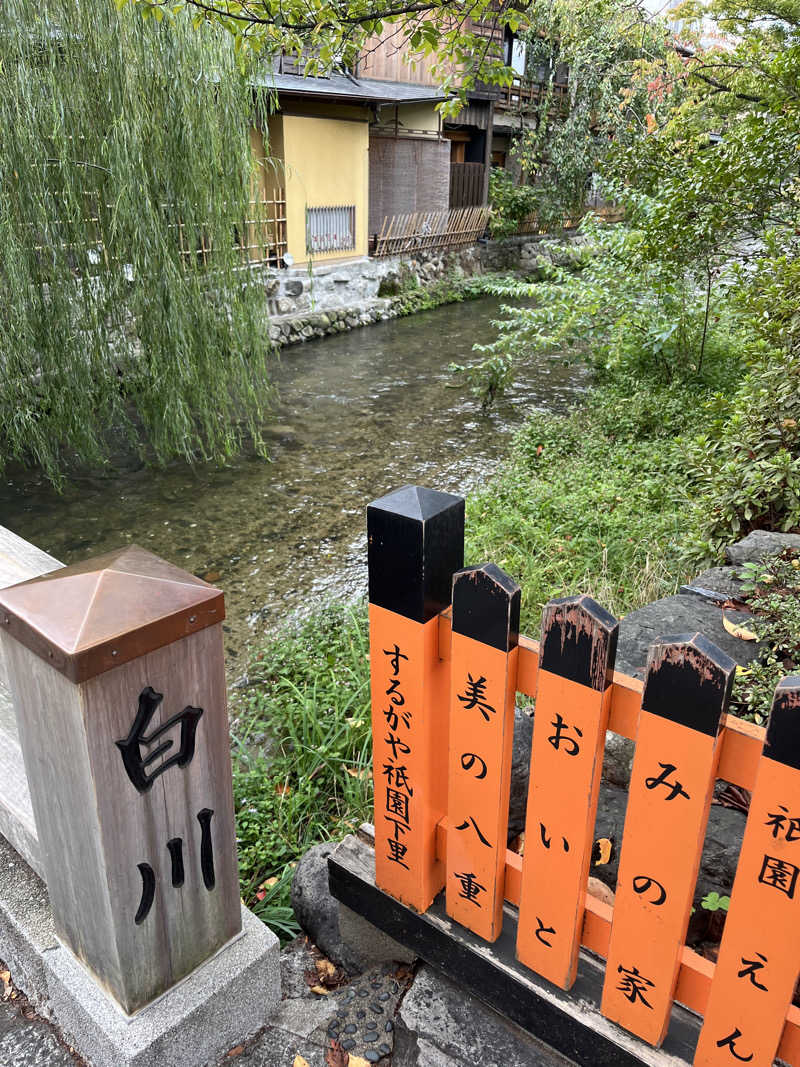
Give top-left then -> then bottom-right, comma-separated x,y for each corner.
730,549 -> 800,724
489,169 -> 542,237
683,352 -> 800,562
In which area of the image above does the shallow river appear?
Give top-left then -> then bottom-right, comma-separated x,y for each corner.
0,297 -> 587,677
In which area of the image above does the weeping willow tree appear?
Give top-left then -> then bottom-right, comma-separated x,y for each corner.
0,0 -> 274,485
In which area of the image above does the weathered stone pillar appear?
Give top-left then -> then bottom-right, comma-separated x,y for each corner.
0,545 -> 242,1015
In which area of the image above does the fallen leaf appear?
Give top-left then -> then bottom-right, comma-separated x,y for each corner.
226,1046 -> 245,1058
349,1057 -> 371,1067
345,767 -> 370,779
309,984 -> 330,995
592,837 -> 613,865
722,611 -> 758,641
587,876 -> 615,907
293,1057 -> 311,1067
315,958 -> 337,978
508,832 -> 525,856
325,1039 -> 349,1066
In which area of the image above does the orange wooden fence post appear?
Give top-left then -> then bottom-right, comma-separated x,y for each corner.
367,485 -> 464,912
516,595 -> 618,988
694,675 -> 800,1067
446,563 -> 520,941
601,634 -> 736,1046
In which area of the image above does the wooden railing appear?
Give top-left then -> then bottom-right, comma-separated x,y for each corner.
366,485 -> 800,1067
503,201 -> 625,237
176,194 -> 288,268
372,205 -> 490,257
495,76 -> 569,113
31,194 -> 287,271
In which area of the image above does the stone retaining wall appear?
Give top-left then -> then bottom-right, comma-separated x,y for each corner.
263,236 -> 555,348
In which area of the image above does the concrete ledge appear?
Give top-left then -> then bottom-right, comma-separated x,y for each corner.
0,833 -> 56,1018
0,524 -> 59,880
0,834 -> 281,1067
0,699 -> 42,880
46,906 -> 280,1067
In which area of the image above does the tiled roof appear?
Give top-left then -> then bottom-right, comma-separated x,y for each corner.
256,70 -> 449,105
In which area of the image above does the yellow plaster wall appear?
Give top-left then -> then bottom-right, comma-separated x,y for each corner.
249,119 -> 286,200
281,114 -> 369,264
394,102 -> 441,135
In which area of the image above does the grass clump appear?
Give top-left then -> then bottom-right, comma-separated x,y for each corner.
465,377 -> 722,630
233,603 -> 371,939
389,269 -> 509,318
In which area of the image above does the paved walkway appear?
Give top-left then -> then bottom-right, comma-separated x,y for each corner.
0,966 -> 77,1067
1,943 -> 574,1067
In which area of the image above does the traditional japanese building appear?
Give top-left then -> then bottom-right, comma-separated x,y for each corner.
250,68 -> 454,266
248,15 -> 562,265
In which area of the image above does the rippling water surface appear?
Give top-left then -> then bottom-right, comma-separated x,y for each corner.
0,297 -> 587,676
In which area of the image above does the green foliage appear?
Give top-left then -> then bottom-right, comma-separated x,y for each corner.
464,378 -> 715,628
730,549 -> 800,723
683,353 -> 800,560
389,268 -> 502,318
488,170 -> 541,237
123,0 -> 530,110
450,350 -> 515,411
700,891 -> 730,913
0,0 -> 274,484
508,0 -> 677,224
609,0 -> 800,263
474,218 -> 741,390
233,603 -> 371,938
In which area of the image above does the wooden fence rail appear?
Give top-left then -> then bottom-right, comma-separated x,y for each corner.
373,205 -> 490,257
32,194 -> 288,270
366,485 -> 800,1067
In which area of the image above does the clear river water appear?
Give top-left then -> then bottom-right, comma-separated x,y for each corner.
0,297 -> 587,678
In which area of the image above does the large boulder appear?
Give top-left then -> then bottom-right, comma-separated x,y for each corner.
291,842 -> 414,974
589,780 -> 746,913
725,529 -> 800,566
614,592 -> 760,681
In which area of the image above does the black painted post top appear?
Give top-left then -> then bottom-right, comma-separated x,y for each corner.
763,675 -> 800,770
367,486 -> 465,624
451,562 -> 521,653
539,594 -> 619,691
641,633 -> 736,736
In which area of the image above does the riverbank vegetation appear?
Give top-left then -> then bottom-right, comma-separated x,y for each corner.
234,309 -> 793,935
234,0 -> 800,933
234,604 -> 371,937
387,268 -> 505,318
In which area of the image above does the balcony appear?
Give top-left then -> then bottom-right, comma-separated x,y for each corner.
495,76 -> 569,114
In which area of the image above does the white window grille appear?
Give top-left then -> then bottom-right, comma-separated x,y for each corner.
306,205 -> 356,254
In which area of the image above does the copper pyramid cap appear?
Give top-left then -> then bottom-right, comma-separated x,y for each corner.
0,545 -> 224,683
